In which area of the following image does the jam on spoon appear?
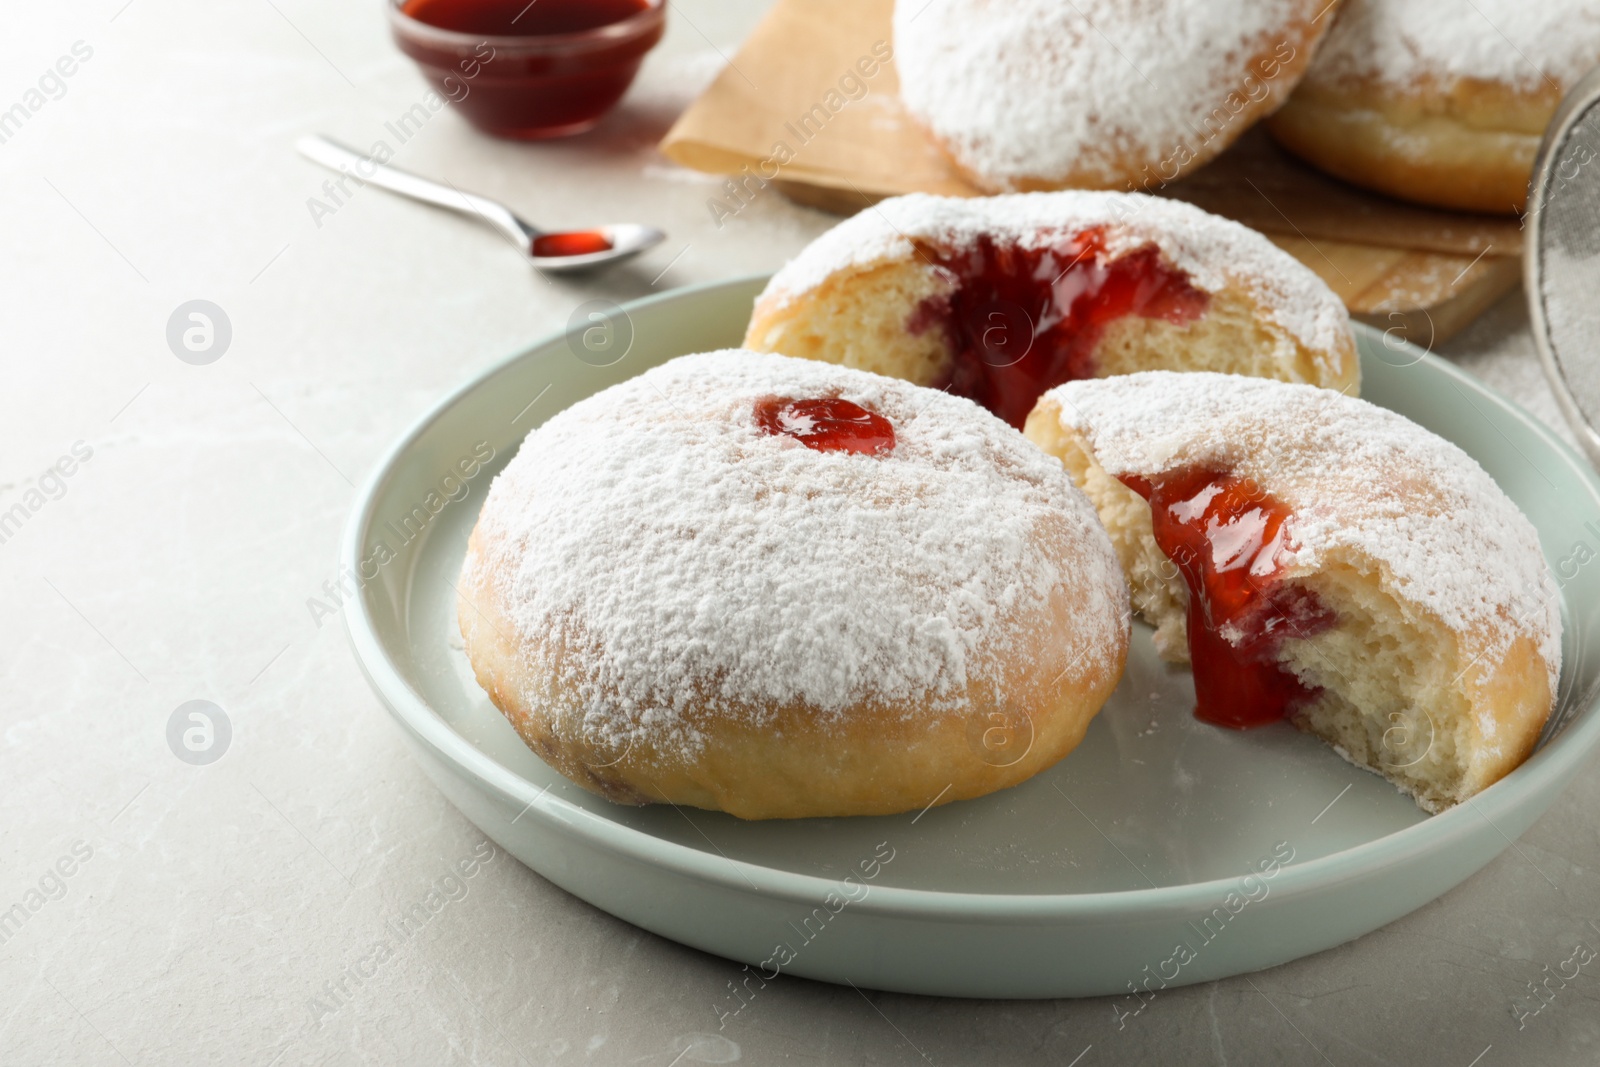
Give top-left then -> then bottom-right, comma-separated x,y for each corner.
531,230 -> 613,258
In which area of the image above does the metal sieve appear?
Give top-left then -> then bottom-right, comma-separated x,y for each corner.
1528,65 -> 1600,468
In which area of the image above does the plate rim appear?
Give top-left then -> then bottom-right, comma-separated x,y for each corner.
343,272 -> 1600,922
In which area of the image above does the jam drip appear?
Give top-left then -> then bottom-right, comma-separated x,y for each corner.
914,226 -> 1210,429
755,396 -> 895,455
1120,467 -> 1335,729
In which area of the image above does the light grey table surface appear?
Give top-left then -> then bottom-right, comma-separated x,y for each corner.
3,2 -> 1597,1065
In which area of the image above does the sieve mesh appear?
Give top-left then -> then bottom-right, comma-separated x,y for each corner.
1536,91 -> 1600,446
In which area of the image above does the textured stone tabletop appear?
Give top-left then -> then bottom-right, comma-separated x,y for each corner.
2,2 -> 1597,1064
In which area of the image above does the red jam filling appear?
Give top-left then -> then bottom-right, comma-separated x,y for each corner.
911,227 -> 1209,428
754,396 -> 895,455
531,230 -> 613,258
1119,467 -> 1336,729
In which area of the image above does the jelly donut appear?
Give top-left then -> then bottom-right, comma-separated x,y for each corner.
745,191 -> 1359,430
893,0 -> 1338,193
458,351 -> 1129,820
1025,372 -> 1561,812
1268,0 -> 1600,214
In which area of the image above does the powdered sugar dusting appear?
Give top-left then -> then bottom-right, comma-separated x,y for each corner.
1045,371 -> 1563,689
1304,0 -> 1600,92
894,0 -> 1324,188
758,191 -> 1350,359
468,350 -> 1126,757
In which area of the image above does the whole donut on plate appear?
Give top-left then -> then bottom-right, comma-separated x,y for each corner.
458,350 -> 1130,819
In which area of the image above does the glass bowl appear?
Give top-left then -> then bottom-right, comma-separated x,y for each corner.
388,0 -> 665,140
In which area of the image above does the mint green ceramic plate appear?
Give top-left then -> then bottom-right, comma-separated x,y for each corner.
343,276 -> 1600,998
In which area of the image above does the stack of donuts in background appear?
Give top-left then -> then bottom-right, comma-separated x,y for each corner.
894,0 -> 1600,214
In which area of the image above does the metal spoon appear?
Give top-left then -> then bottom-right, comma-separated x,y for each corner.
296,135 -> 665,274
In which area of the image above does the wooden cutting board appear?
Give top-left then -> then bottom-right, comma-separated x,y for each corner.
662,0 -> 1526,345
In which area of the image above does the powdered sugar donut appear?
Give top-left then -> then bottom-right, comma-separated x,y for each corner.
1268,0 -> 1600,213
893,0 -> 1338,193
745,191 -> 1358,429
1025,372 -> 1561,812
458,351 -> 1129,820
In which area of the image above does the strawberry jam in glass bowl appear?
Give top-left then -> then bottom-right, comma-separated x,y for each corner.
389,0 -> 665,140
